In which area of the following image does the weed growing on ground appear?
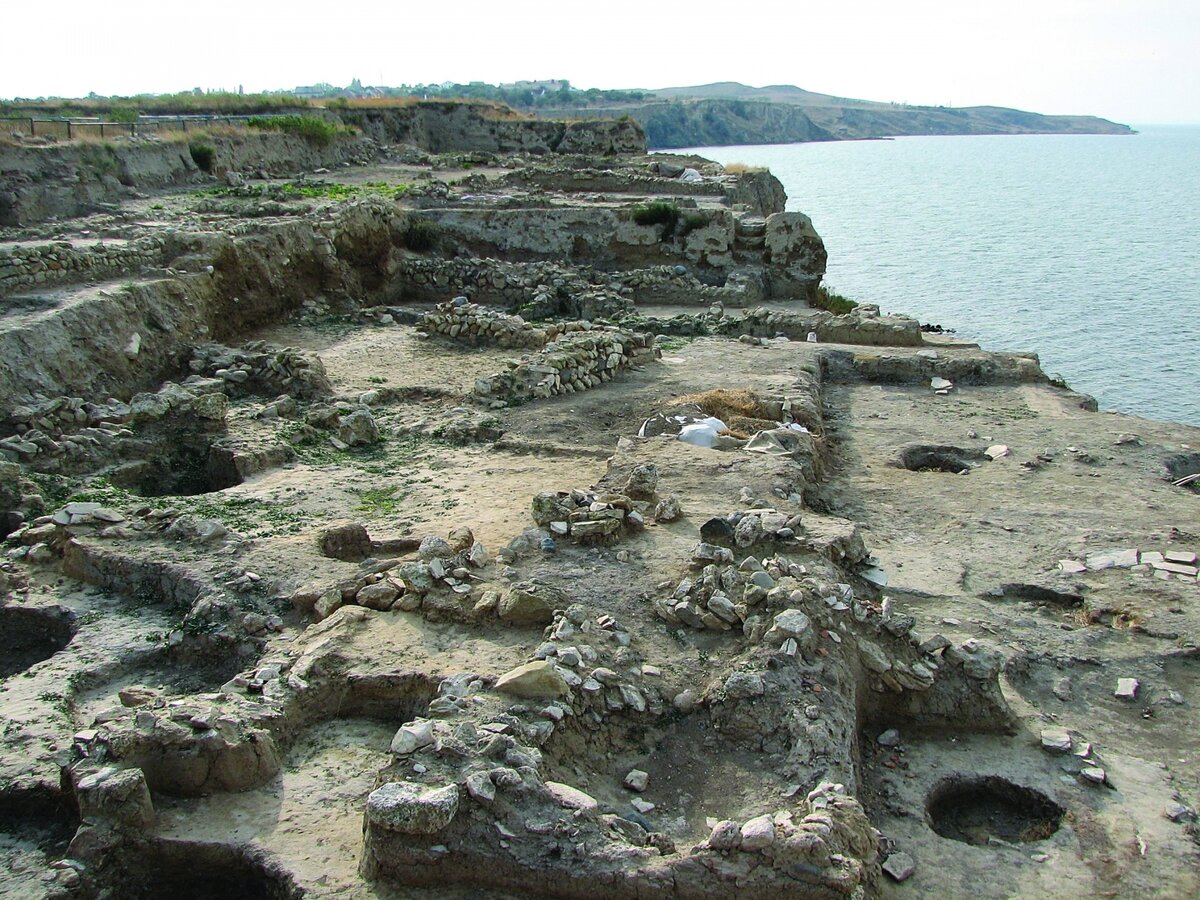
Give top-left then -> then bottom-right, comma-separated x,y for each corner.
812,285 -> 858,315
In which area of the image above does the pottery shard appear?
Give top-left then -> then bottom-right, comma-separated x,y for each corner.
494,661 -> 570,699
366,781 -> 459,834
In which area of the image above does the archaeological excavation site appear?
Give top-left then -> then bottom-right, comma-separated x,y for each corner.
0,102 -> 1197,899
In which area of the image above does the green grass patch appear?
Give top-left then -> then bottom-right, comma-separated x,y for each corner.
631,200 -> 680,229
357,487 -> 405,515
246,114 -> 351,147
812,285 -> 859,315
656,335 -> 695,352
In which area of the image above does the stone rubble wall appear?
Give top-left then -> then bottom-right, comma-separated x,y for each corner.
822,348 -> 1049,385
420,301 -> 550,349
737,305 -> 925,347
186,341 -> 333,400
0,236 -> 168,298
473,326 -> 658,404
396,255 -> 760,311
418,205 -> 823,301
500,166 -> 787,218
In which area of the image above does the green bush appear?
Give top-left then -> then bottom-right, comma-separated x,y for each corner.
631,200 -> 680,230
188,141 -> 216,173
677,211 -> 709,237
812,285 -> 858,315
402,218 -> 439,252
246,114 -> 345,147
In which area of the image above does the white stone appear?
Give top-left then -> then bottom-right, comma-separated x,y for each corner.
1115,677 -> 1139,700
545,781 -> 598,811
1040,727 -> 1072,753
985,444 -> 1010,459
624,769 -> 650,792
390,719 -> 435,756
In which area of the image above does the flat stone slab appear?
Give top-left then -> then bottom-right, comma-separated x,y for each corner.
367,781 -> 459,834
545,781 -> 598,811
1115,677 -> 1140,700
1041,727 -> 1072,752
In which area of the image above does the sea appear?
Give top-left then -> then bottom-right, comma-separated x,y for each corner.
681,126 -> 1200,427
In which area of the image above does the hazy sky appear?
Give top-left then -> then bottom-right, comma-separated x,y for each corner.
4,0 -> 1197,124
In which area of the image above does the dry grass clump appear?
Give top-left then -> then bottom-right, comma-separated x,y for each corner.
677,389 -> 780,436
723,162 -> 767,175
678,388 -> 768,421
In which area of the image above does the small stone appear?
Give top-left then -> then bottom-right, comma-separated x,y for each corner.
1164,550 -> 1198,565
418,534 -> 455,559
1041,727 -> 1072,753
465,771 -> 496,804
1058,559 -> 1087,574
390,719 -> 435,756
985,445 -> 1010,459
707,819 -> 741,850
877,728 -> 901,748
1114,678 -> 1139,700
882,851 -> 915,882
654,494 -> 682,522
739,814 -> 775,851
1165,802 -> 1195,823
631,799 -> 656,814
494,661 -> 569,699
624,769 -> 649,792
1080,767 -> 1107,785
930,377 -> 953,391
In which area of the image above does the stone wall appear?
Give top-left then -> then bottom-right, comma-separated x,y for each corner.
420,205 -> 823,302
395,256 -> 760,311
420,300 -> 549,349
736,305 -> 924,347
0,237 -> 167,297
472,326 -> 658,404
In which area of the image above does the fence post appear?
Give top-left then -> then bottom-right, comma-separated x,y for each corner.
67,121 -> 72,140
30,118 -> 35,136
100,123 -> 105,138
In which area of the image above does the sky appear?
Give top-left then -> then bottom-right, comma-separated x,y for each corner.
3,0 -> 1197,124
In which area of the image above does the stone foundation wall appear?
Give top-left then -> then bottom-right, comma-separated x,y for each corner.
473,326 -> 658,404
0,237 -> 166,297
737,305 -> 924,347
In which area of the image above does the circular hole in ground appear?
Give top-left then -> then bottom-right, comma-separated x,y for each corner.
898,445 -> 987,474
925,775 -> 1064,845
104,840 -> 300,900
0,605 -> 77,677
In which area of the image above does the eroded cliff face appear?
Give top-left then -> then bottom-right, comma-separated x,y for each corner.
337,101 -> 645,155
0,132 -> 376,227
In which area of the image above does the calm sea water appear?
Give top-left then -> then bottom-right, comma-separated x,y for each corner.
682,127 -> 1200,426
